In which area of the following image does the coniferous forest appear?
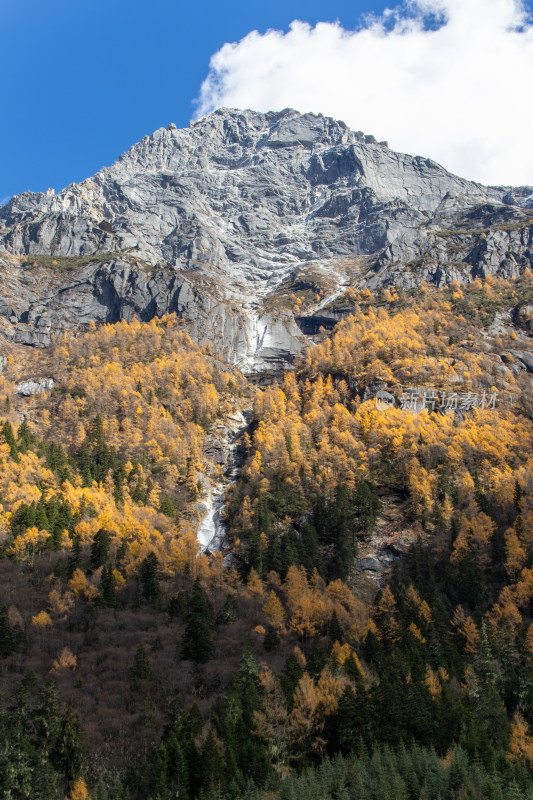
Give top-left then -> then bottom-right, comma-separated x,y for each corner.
1,275 -> 533,798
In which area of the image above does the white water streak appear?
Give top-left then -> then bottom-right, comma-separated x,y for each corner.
197,411 -> 247,552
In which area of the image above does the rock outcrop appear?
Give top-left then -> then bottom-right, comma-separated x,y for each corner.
15,378 -> 54,396
0,108 -> 531,369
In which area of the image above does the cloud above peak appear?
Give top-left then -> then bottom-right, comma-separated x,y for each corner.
196,0 -> 533,186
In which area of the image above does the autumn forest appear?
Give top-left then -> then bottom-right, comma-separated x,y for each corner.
2,273 -> 533,799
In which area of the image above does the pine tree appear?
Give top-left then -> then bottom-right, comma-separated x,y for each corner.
266,530 -> 283,575
181,578 -> 214,664
200,727 -> 224,793
280,651 -> 304,707
300,523 -> 320,573
159,494 -> 176,518
308,633 -> 328,677
67,536 -> 82,578
165,733 -> 189,794
147,743 -> 169,798
329,610 -> 343,644
100,564 -> 116,608
469,621 -> 508,745
139,552 -> 161,604
263,626 -> 280,652
247,530 -> 263,575
90,529 -> 109,571
0,606 -> 14,658
131,642 -> 152,681
55,703 -> 85,784
17,419 -> 35,454
215,593 -> 237,626
2,421 -> 19,461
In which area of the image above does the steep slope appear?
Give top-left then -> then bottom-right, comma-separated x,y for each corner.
0,108 -> 531,369
2,277 -> 533,799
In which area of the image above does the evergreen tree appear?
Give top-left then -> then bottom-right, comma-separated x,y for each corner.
280,651 -> 304,707
216,593 -> 237,626
2,421 -> 19,461
308,633 -> 328,677
263,626 -> 280,652
147,743 -> 169,798
139,552 -> 161,604
168,592 -> 187,620
200,727 -> 224,793
300,522 -> 320,573
214,649 -> 268,788
165,733 -> 189,795
281,529 -> 299,576
54,702 -> 85,784
329,610 -> 343,644
159,494 -> 176,518
131,642 -> 152,682
17,418 -> 35,454
469,621 -> 508,745
67,535 -> 82,578
90,528 -> 109,571
266,530 -> 282,575
181,578 -> 214,664
0,606 -> 14,658
100,564 -> 117,608
247,530 -> 263,575
354,480 -> 381,534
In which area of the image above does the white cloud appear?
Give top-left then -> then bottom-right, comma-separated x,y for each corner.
196,0 -> 533,186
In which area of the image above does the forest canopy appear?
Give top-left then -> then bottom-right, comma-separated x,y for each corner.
1,275 -> 533,798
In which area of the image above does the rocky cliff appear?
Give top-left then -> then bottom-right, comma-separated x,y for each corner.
0,108 -> 531,369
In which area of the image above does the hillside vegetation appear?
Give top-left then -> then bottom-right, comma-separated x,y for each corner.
1,275 -> 533,799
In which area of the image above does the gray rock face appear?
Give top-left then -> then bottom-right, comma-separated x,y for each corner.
0,108 -> 531,368
15,378 -> 54,396
367,199 -> 533,291
511,351 -> 533,373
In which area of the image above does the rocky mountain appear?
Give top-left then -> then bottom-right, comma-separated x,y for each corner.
0,107 -> 531,370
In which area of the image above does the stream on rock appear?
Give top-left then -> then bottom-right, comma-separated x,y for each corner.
196,410 -> 249,552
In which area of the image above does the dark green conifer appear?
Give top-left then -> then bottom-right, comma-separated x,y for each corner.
90,528 -> 109,570
308,632 -> 328,677
100,564 -> 116,607
200,727 -> 224,792
2,421 -> 19,461
139,551 -> 161,604
67,535 -> 82,578
280,651 -> 304,707
131,642 -> 152,681
17,419 -> 34,454
282,528 -> 299,575
54,702 -> 85,784
168,591 -> 187,620
148,743 -> 169,798
300,522 -> 320,573
266,529 -> 283,575
263,626 -> 280,652
329,610 -> 343,644
0,606 -> 14,658
247,530 -> 263,575
216,593 -> 237,626
181,578 -> 214,663
159,494 -> 176,517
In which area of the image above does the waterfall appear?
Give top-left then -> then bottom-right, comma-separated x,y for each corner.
196,410 -> 248,552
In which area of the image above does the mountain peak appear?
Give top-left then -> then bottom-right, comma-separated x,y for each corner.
0,109 -> 531,369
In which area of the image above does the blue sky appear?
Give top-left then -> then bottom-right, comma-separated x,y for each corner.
2,0 -> 532,198
0,0 -> 388,200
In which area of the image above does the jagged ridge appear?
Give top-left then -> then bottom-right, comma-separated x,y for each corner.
0,108 -> 531,368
